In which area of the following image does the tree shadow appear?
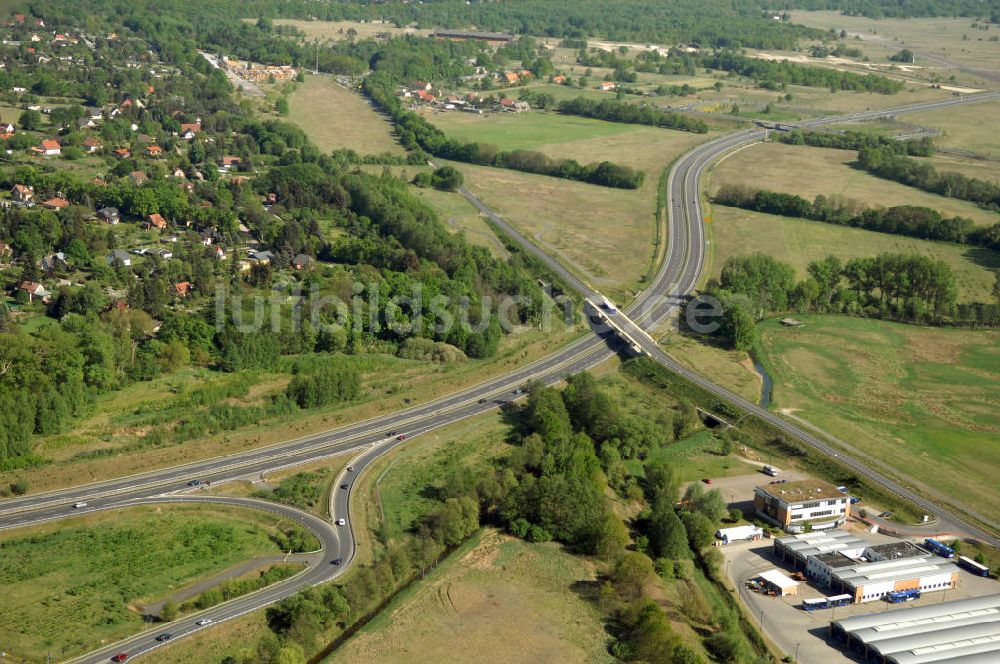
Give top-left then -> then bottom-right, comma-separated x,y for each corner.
961,245 -> 1000,271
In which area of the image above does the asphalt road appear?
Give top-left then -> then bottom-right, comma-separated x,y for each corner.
5,91 -> 1000,662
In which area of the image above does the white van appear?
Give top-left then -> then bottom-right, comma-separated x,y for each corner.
762,465 -> 779,477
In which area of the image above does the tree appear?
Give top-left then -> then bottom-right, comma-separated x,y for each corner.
160,599 -> 178,622
275,97 -> 290,115
722,303 -> 757,351
611,551 -> 655,602
649,497 -> 689,559
431,165 -> 464,191
20,109 -> 43,130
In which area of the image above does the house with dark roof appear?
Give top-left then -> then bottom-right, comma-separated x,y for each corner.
40,252 -> 68,272
97,207 -> 120,224
107,249 -> 131,267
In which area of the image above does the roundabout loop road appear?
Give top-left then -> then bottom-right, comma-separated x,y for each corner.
4,91 -> 1000,662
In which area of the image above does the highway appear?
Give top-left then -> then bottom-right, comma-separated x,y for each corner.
4,90 -> 999,662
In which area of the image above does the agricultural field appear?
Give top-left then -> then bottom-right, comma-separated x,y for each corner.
286,74 -> 403,155
707,206 -> 999,303
756,315 -> 1000,523
709,141 -> 1000,227
330,529 -> 615,664
789,11 -> 1000,87
900,99 -> 1000,157
0,503 -> 314,661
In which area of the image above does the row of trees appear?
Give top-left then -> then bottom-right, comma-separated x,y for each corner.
714,184 -> 1000,248
707,251 -> 976,349
557,97 -> 710,134
777,129 -> 934,156
859,145 -> 1000,210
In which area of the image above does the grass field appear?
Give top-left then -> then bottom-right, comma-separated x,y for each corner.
287,74 -> 403,155
900,100 -> 1000,157
432,109 -> 713,296
330,529 -> 615,664
270,18 -> 430,42
411,186 -> 510,260
710,141 -> 1000,227
707,206 -> 999,303
659,332 -> 764,405
625,429 -> 758,483
756,315 -> 1000,522
789,11 -> 1000,86
0,504 -> 309,660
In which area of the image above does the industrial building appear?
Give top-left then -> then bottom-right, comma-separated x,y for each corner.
831,593 -> 1000,663
772,530 -> 961,603
829,554 -> 959,603
808,541 -> 928,587
757,569 -> 799,596
754,479 -> 852,532
774,529 -> 867,569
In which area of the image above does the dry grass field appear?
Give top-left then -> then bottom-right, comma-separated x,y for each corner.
330,529 -> 614,664
789,11 -> 1000,85
454,162 -> 656,295
287,74 -> 404,155
270,18 -> 430,42
707,206 -> 999,303
710,141 -> 1000,227
431,111 -> 714,296
900,100 -> 1000,157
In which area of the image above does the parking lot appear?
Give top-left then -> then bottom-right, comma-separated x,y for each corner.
719,534 -> 1000,664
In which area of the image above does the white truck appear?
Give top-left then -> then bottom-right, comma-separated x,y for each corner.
762,465 -> 780,477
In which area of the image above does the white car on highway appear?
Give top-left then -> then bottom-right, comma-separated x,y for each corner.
72,501 -> 87,508
336,518 -> 346,526
195,618 -> 213,626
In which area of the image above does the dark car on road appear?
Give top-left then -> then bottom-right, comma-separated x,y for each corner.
331,557 -> 343,565
111,655 -> 128,663
155,633 -> 173,642
187,480 -> 204,487
340,483 -> 348,490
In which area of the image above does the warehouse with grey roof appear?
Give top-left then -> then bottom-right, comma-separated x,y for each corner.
831,593 -> 1000,663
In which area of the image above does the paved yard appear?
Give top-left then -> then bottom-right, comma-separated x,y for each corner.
719,536 -> 1000,664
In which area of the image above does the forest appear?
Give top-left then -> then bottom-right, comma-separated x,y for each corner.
714,184 -> 1000,249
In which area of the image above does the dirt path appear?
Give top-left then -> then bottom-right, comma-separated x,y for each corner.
137,554 -> 312,616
